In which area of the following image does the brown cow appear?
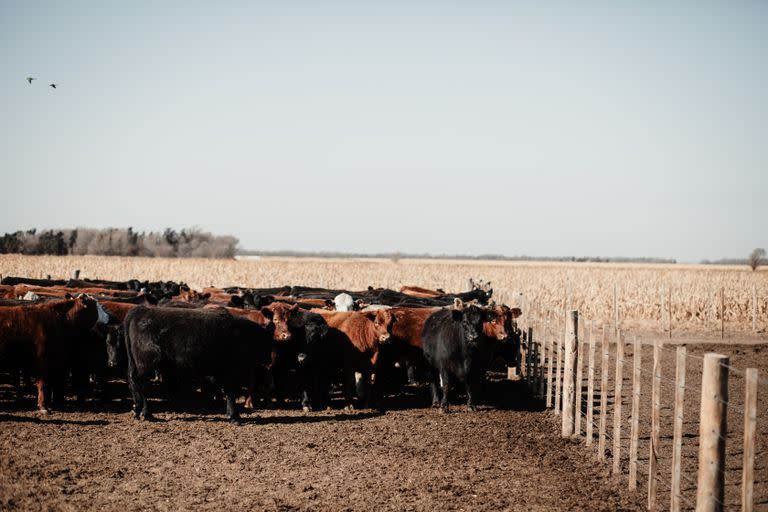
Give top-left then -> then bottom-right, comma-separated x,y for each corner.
315,309 -> 396,408
399,286 -> 444,298
0,295 -> 102,412
12,284 -> 138,299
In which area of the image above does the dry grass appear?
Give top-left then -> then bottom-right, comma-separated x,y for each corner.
2,254 -> 767,336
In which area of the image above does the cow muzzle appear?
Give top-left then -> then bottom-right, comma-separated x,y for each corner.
279,332 -> 291,341
379,334 -> 391,343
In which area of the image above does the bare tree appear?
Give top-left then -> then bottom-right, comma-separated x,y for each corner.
749,248 -> 766,271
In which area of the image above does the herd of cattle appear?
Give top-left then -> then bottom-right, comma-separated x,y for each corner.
0,276 -> 522,423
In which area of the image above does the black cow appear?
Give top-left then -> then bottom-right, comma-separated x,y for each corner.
421,303 -> 487,413
290,311 -> 331,411
123,306 -> 272,423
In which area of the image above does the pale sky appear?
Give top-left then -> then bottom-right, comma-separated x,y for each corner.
2,1 -> 766,262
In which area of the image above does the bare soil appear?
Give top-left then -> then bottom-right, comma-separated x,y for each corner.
577,338 -> 768,511
1,378 -> 643,511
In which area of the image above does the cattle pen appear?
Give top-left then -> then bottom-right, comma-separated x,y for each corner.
1,254 -> 767,511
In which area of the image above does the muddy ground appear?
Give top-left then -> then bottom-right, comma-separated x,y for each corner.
0,374 -> 645,511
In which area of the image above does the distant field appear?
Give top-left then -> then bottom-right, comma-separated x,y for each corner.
1,254 -> 767,336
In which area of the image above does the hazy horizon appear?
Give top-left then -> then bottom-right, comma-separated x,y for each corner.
2,1 -> 766,263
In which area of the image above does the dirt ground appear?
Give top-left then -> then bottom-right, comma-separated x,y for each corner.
569,338 -> 768,511
0,377 -> 644,512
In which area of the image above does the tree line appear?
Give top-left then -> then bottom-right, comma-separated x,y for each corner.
0,228 -> 238,259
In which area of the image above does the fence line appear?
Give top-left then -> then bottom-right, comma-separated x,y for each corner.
518,310 -> 763,512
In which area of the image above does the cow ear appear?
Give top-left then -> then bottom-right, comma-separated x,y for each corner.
65,292 -> 74,300
325,299 -> 334,309
365,312 -> 377,321
510,307 -> 522,319
261,308 -> 274,320
453,298 -> 464,310
290,304 -> 300,312
202,293 -> 211,300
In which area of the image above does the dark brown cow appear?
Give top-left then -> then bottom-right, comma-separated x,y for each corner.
314,309 -> 396,408
0,295 -> 102,412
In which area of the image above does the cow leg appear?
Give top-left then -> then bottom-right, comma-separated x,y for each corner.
343,369 -> 356,410
49,369 -> 67,410
225,391 -> 240,424
36,378 -> 51,414
128,367 -> 152,420
429,369 -> 441,408
464,379 -> 477,412
244,368 -> 257,410
138,379 -> 152,420
439,370 -> 451,413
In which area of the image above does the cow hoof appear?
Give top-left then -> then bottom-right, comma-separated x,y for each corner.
229,417 -> 242,425
344,404 -> 355,411
440,407 -> 449,414
38,408 -> 51,415
467,405 -> 477,412
302,405 -> 311,413
139,414 -> 154,422
431,402 -> 440,408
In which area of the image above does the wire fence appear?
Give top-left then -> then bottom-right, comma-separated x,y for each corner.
517,310 -> 766,512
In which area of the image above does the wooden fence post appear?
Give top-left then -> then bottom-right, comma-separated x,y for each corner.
546,327 -> 554,408
629,336 -> 642,491
586,325 -> 596,446
526,327 -> 533,382
598,328 -> 608,460
575,327 -> 585,436
538,324 -> 547,399
648,339 -> 661,510
612,330 -> 624,475
529,331 -> 539,396
562,310 -> 579,438
613,282 -> 620,338
695,353 -> 729,512
741,368 -> 758,512
660,287 -> 665,334
671,346 -> 686,512
555,330 -> 563,415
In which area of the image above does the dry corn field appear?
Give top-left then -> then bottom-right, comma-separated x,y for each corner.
1,254 -> 767,338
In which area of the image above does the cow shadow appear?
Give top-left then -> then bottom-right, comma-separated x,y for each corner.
0,413 -> 109,426
171,410 -> 384,425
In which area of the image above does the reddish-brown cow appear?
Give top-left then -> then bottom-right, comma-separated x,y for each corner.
0,295 -> 101,412
315,309 -> 396,408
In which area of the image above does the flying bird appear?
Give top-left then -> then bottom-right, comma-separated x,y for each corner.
26,77 -> 35,84
49,83 -> 57,89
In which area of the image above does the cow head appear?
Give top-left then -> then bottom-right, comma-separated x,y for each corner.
452,299 -> 485,345
482,307 -> 509,341
264,302 -> 300,341
178,289 -> 211,304
297,317 -> 329,367
366,309 -> 396,343
67,294 -> 108,329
